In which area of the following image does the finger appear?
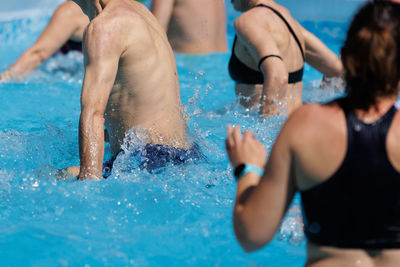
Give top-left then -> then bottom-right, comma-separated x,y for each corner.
243,130 -> 255,141
232,125 -> 242,145
225,138 -> 232,151
226,125 -> 233,140
226,125 -> 235,148
249,131 -> 255,139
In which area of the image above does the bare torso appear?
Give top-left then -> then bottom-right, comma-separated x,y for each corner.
306,243 -> 400,267
91,1 -> 188,154
166,0 -> 227,54
234,0 -> 304,115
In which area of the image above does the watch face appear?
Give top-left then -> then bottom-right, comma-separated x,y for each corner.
234,164 -> 245,177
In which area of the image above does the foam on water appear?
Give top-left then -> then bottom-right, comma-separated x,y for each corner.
0,5 -> 349,266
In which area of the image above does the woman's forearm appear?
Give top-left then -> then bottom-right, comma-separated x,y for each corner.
4,47 -> 47,79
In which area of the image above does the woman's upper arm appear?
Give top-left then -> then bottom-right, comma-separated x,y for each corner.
234,11 -> 281,63
301,26 -> 343,77
30,2 -> 84,59
234,11 -> 288,91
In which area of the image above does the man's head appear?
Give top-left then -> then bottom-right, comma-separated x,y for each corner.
72,0 -> 145,19
72,0 -> 103,20
71,0 -> 90,11
231,0 -> 249,12
230,0 -> 262,12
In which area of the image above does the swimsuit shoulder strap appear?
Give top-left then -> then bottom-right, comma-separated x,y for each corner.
254,4 -> 305,61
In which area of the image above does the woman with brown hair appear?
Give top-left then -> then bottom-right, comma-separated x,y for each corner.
229,0 -> 343,117
226,1 -> 400,265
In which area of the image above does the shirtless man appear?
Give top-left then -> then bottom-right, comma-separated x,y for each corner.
66,0 -> 195,180
151,0 -> 227,54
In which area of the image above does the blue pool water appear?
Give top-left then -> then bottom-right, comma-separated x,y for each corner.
0,1 -> 348,266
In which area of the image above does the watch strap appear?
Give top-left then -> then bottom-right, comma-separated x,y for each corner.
234,163 -> 264,181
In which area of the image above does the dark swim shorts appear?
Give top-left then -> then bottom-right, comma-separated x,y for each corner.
102,143 -> 202,178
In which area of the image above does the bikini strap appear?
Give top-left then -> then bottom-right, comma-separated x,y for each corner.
258,54 -> 283,70
254,4 -> 305,61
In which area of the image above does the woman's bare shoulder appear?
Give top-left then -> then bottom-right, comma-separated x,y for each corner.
289,100 -> 340,122
282,100 -> 344,143
234,8 -> 267,31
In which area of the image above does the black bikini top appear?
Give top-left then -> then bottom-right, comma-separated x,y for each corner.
300,99 -> 400,249
59,39 -> 83,55
228,4 -> 305,85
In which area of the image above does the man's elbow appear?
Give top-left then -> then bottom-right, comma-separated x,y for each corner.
80,107 -> 105,123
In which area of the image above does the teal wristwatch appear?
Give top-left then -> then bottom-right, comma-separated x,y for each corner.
233,163 -> 264,181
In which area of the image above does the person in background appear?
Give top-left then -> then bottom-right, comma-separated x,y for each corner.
151,0 -> 227,54
0,0 -> 89,81
63,0 -> 199,180
226,1 -> 400,266
229,0 -> 343,117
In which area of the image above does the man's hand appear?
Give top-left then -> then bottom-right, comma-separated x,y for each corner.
226,125 -> 267,169
77,166 -> 103,181
56,166 -> 80,180
56,166 -> 103,181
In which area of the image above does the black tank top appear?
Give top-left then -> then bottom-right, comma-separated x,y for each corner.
228,4 -> 305,85
300,100 -> 400,249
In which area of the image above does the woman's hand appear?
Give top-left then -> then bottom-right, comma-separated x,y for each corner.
226,125 -> 267,169
0,70 -> 14,82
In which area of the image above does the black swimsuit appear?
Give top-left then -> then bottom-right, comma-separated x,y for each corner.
228,4 -> 305,85
300,99 -> 400,249
59,40 -> 83,55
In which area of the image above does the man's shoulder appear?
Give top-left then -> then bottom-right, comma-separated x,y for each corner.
84,16 -> 127,56
84,7 -> 155,57
90,6 -> 148,37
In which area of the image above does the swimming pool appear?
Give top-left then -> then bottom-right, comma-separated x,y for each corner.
0,1 -> 348,266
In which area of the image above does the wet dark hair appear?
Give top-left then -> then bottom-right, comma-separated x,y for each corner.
341,1 -> 400,109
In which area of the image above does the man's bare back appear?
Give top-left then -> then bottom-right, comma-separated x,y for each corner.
71,0 -> 190,179
151,0 -> 227,54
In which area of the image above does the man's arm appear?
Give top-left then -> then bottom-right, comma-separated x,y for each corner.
0,1 -> 88,81
150,0 -> 175,31
78,19 -> 121,180
302,26 -> 343,77
234,10 -> 288,117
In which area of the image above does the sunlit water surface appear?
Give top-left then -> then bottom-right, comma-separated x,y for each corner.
0,2 -> 347,266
